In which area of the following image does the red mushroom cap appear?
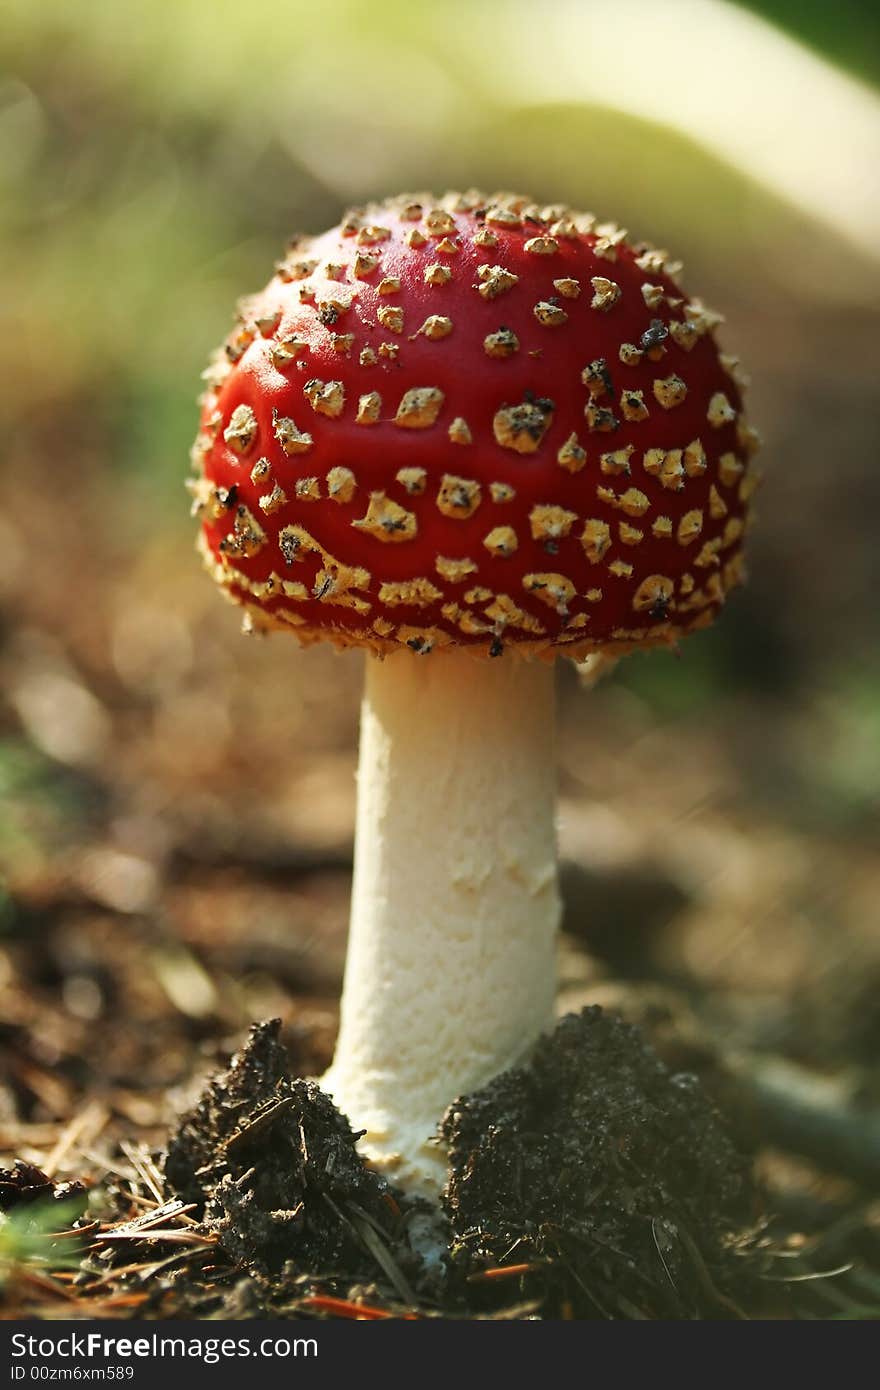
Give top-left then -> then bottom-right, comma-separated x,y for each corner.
191,191 -> 758,659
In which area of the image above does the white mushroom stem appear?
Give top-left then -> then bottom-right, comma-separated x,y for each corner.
322,647 -> 560,1197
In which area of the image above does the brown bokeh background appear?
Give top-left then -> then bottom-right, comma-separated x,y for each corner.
1,0 -> 879,1265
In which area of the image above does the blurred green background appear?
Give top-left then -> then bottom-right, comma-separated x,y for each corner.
0,0 -> 879,1117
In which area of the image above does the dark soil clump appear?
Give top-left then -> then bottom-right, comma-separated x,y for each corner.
0,1161 -> 87,1215
165,1020 -> 414,1283
442,1007 -> 757,1318
158,1011 -> 759,1316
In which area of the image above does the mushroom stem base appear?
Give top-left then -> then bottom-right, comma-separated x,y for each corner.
322,648 -> 560,1197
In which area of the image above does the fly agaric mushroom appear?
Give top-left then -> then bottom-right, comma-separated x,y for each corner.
190,191 -> 758,1194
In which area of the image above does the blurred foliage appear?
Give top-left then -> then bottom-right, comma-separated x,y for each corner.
738,0 -> 880,87
0,1199 -> 85,1290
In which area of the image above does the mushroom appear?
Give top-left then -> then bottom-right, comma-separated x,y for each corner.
190,191 -> 757,1195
